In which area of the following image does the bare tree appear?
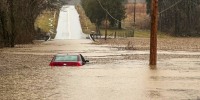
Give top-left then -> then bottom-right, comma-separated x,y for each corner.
146,0 -> 200,37
0,0 -> 63,47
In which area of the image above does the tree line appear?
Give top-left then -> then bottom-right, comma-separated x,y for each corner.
146,0 -> 200,37
81,0 -> 127,34
0,0 -> 68,47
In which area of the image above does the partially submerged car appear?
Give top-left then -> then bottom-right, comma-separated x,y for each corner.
49,54 -> 89,67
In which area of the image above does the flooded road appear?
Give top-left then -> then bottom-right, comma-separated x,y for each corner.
0,39 -> 200,100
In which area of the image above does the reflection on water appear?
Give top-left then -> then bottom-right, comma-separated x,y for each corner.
150,65 -> 157,70
1,58 -> 200,100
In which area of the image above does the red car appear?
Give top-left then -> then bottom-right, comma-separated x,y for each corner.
49,54 -> 89,67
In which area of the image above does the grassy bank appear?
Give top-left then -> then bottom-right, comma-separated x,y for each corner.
99,29 -> 170,38
35,5 -> 169,39
76,5 -> 96,34
76,4 -> 169,38
35,10 -> 58,34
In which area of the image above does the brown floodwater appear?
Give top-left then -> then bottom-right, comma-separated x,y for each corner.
0,39 -> 200,100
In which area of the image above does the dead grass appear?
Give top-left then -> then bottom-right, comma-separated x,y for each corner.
99,29 -> 170,38
76,5 -> 96,34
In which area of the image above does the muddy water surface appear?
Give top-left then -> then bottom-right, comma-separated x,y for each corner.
0,39 -> 200,100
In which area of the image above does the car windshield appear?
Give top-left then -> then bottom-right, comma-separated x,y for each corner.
54,55 -> 78,62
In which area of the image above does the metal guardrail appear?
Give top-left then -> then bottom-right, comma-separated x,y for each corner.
89,34 -> 95,41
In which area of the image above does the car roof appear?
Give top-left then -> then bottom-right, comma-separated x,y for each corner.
55,53 -> 81,56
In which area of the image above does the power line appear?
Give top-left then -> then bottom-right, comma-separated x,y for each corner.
159,0 -> 183,14
96,0 -> 123,23
159,0 -> 200,14
140,0 -> 185,24
97,0 -> 189,24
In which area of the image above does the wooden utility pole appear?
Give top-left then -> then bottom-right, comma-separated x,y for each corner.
150,0 -> 158,65
134,0 -> 136,25
105,13 -> 108,40
133,0 -> 136,37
